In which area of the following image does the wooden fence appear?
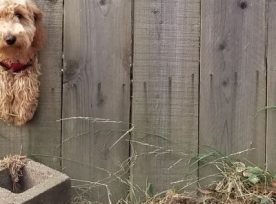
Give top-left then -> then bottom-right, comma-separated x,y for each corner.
1,0 -> 276,202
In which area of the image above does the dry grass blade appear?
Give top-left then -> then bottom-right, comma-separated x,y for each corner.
0,155 -> 27,192
145,191 -> 197,204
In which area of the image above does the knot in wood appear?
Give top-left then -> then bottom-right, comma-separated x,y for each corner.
239,1 -> 247,9
99,0 -> 106,5
219,43 -> 226,50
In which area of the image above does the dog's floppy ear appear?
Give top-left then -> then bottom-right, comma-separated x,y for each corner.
28,1 -> 45,51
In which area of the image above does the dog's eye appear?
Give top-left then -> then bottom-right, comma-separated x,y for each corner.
15,13 -> 24,19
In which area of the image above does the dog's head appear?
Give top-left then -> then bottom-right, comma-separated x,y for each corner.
0,0 -> 44,59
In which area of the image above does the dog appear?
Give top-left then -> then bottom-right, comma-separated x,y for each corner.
0,0 -> 44,126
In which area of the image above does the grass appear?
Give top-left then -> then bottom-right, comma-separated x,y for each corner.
0,154 -> 27,193
69,147 -> 276,204
144,149 -> 276,204
3,145 -> 275,203
22,116 -> 276,204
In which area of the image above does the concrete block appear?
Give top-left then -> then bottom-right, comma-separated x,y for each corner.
0,160 -> 71,204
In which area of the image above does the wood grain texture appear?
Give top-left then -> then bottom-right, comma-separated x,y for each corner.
62,0 -> 131,202
200,0 -> 266,168
0,0 -> 63,170
132,0 -> 200,198
267,0 -> 276,171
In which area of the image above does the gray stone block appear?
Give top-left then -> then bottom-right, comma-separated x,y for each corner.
0,160 -> 71,204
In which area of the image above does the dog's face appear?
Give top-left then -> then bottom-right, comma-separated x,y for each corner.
0,0 -> 43,58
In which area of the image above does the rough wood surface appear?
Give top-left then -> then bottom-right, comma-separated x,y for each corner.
0,0 -> 63,170
267,0 -> 276,171
200,0 -> 266,169
132,0 -> 200,198
62,0 -> 131,202
0,0 -> 274,202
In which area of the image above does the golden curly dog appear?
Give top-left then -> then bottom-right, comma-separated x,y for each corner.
0,0 -> 44,126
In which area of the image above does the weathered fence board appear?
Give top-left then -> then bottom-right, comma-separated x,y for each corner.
1,0 -> 276,203
62,0 -> 132,202
200,0 -> 266,170
267,0 -> 276,171
0,0 -> 63,170
132,0 -> 200,198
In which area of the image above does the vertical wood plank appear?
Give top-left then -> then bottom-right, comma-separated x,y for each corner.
200,0 -> 266,169
0,0 -> 63,170
267,0 -> 276,170
62,0 -> 131,202
132,0 -> 200,197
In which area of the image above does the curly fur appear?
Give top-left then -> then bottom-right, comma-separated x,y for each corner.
0,0 -> 44,126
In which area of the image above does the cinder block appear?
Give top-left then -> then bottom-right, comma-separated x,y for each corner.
0,160 -> 71,204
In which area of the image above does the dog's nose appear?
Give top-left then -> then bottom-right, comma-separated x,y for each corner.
5,34 -> 16,45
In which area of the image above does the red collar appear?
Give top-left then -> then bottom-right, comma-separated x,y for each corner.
0,58 -> 34,73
